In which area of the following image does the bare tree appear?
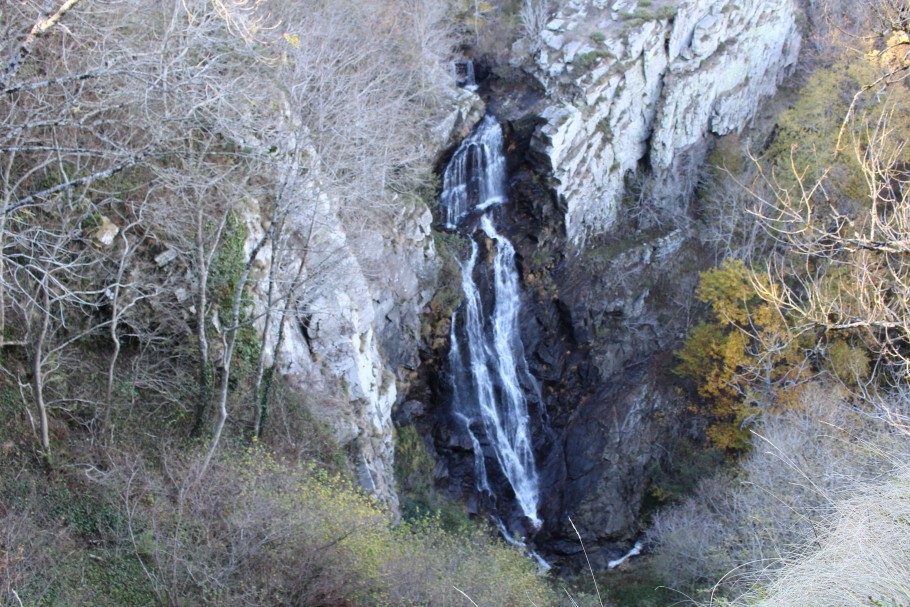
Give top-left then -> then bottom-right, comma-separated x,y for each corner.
249,220 -> 313,440
197,214 -> 276,477
4,202 -> 112,460
101,208 -> 160,438
0,0 -> 456,464
744,98 -> 910,413
0,0 -> 85,92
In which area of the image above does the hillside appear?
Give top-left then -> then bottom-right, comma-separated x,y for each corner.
1,0 -> 909,605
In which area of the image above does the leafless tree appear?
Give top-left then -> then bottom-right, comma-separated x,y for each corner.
3,201 -> 112,460
0,0 -> 456,466
0,0 -> 85,92
745,101 -> 910,397
249,219 -> 311,440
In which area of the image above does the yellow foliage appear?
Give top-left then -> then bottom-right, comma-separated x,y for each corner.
767,53 -> 910,206
677,261 -> 807,450
828,339 -> 871,386
282,32 -> 301,48
696,260 -> 756,326
222,448 -> 555,606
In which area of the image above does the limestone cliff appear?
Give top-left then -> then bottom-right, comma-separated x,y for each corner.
518,0 -> 801,563
243,88 -> 483,509
524,0 -> 801,241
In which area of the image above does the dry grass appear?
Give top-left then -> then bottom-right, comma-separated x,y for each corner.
742,471 -> 910,607
649,383 -> 910,603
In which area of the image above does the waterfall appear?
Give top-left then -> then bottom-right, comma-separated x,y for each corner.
442,115 -> 543,532
454,60 -> 478,91
440,115 -> 508,230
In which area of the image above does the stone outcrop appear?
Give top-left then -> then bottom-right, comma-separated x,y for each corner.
523,0 -> 801,241
515,0 -> 801,564
250,194 -> 433,511
243,89 -> 484,510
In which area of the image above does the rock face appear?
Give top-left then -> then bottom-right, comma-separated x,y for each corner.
247,195 -> 433,511
528,0 -> 801,564
525,0 -> 801,242
236,0 -> 802,562
413,0 -> 801,568
517,0 -> 802,564
243,89 -> 483,509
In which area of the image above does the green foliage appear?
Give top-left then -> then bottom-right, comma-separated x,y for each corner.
46,551 -> 156,607
394,425 -> 435,505
602,560 -> 674,607
394,425 -> 472,533
209,213 -> 249,318
0,385 -> 23,442
90,165 -> 150,202
708,132 -> 745,175
5,444 -> 539,606
765,59 -> 871,198
129,447 -> 557,607
424,231 -> 468,340
46,482 -> 123,538
645,439 -> 728,508
451,0 -> 496,32
209,213 -> 261,389
0,464 -> 155,607
657,5 -> 678,20
589,31 -> 606,44
618,4 -> 675,23
596,117 -> 613,138
574,48 -> 615,70
261,382 -> 349,472
765,56 -> 910,205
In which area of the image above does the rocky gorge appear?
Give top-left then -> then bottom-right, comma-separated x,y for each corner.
13,1 -> 910,603
245,0 -> 804,568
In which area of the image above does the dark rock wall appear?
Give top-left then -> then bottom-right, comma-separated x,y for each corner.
407,82 -> 707,567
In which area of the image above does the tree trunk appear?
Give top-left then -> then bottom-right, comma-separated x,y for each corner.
31,279 -> 52,462
190,207 -> 212,438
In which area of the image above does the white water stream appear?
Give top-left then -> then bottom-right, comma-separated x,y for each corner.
442,115 -> 543,532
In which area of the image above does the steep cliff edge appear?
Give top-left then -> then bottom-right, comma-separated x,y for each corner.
525,0 -> 801,241
515,0 -> 802,563
243,89 -> 483,509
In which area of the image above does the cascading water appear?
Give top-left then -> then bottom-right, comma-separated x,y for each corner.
441,115 -> 544,534
440,115 -> 508,230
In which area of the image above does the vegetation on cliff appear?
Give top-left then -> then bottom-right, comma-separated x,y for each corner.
2,0 -> 910,605
650,1 -> 910,604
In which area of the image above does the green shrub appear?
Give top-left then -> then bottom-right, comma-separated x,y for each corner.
115,447 -> 558,607
394,426 -> 472,533
574,49 -> 615,70
424,231 -> 467,339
